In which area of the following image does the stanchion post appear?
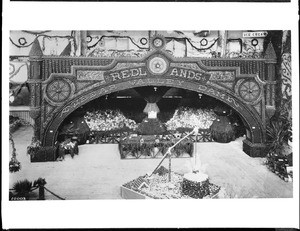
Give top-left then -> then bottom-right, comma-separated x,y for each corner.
38,186 -> 45,200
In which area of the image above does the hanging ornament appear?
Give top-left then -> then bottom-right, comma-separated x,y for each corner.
143,103 -> 160,118
9,133 -> 21,173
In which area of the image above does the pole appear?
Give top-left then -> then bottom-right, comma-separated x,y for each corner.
169,151 -> 171,182
193,141 -> 199,173
150,128 -> 198,177
150,148 -> 171,177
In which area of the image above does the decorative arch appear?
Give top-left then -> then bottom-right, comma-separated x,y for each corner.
43,78 -> 265,147
29,47 -> 271,161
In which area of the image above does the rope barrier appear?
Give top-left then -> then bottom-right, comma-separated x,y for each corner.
30,187 -> 39,192
9,187 -> 38,192
43,186 -> 66,200
10,185 -> 66,200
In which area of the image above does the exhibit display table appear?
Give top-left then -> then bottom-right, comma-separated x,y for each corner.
119,135 -> 194,159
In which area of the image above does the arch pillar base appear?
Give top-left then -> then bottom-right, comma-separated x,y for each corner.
31,146 -> 57,162
243,139 -> 266,157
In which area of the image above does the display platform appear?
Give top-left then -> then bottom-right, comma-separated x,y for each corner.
119,135 -> 194,159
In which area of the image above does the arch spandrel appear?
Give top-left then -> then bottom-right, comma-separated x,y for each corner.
32,50 -> 269,161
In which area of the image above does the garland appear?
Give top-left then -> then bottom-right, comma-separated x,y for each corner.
9,133 -> 21,173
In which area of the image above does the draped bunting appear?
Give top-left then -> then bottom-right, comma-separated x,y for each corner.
133,87 -> 170,115
143,103 -> 160,114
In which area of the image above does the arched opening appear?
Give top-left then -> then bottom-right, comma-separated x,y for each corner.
39,76 -> 265,161
53,85 -> 251,160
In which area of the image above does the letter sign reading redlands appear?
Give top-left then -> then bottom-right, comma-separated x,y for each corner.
104,66 -> 210,85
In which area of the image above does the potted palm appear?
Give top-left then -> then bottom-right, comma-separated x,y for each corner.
11,179 -> 32,200
266,105 -> 292,180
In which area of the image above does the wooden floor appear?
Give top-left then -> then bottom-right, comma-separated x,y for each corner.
9,126 -> 293,199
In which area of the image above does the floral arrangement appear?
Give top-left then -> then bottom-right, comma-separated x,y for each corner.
9,115 -> 23,133
60,138 -> 75,149
9,132 -> 21,173
9,119 -> 21,132
265,152 -> 291,181
122,171 -> 221,199
84,109 -> 137,132
9,157 -> 21,173
165,107 -> 217,131
27,137 -> 42,157
33,178 -> 47,187
136,118 -> 166,135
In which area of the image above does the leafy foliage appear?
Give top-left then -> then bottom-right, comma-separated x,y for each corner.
27,137 -> 42,156
12,179 -> 32,197
265,105 -> 292,181
136,118 -> 167,135
33,178 -> 47,187
9,157 -> 21,173
266,105 -> 292,154
9,132 -> 21,173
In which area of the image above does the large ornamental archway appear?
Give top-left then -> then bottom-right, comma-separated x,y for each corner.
28,36 -> 277,161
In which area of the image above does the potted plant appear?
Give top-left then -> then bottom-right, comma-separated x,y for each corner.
27,137 -> 42,157
11,179 -> 33,200
265,105 -> 292,180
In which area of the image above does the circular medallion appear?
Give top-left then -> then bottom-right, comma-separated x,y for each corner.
148,57 -> 168,75
86,35 -> 92,43
46,79 -> 71,103
153,38 -> 163,47
140,37 -> 148,45
18,37 -> 27,46
200,38 -> 208,46
238,80 -> 261,102
151,36 -> 166,50
251,38 -> 259,46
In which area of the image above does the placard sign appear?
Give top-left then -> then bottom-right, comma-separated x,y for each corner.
243,31 -> 268,38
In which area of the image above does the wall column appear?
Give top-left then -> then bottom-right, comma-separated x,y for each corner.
28,38 -> 43,141
264,42 -> 277,119
280,30 -> 292,110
